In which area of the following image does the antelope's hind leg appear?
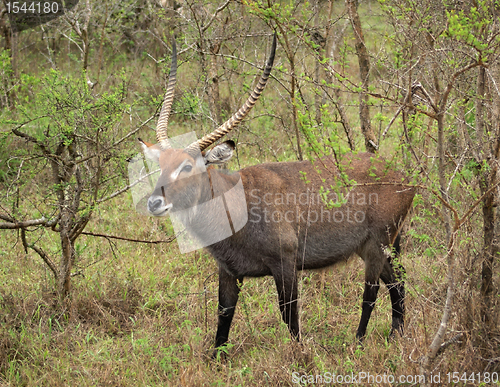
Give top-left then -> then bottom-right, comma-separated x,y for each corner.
272,263 -> 300,341
380,238 -> 405,337
356,235 -> 406,341
356,238 -> 385,341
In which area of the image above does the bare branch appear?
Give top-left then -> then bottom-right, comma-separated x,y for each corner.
20,228 -> 58,280
0,216 -> 47,229
411,82 -> 438,112
0,213 -> 14,222
80,230 -> 176,244
97,167 -> 160,204
381,104 -> 403,139
202,0 -> 231,33
112,114 -> 157,148
72,114 -> 157,166
440,61 -> 483,109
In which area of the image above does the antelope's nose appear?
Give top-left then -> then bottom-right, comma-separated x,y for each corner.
148,195 -> 166,215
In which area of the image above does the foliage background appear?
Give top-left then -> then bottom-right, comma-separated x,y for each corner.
0,0 -> 499,385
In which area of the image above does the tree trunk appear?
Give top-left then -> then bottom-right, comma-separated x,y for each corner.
277,27 -> 303,160
59,228 -> 74,303
346,0 -> 377,152
437,111 -> 452,243
480,176 -> 497,325
0,8 -> 11,51
477,66 -> 499,325
313,0 -> 322,126
208,41 -> 222,125
11,30 -> 17,78
321,1 -> 355,150
291,57 -> 302,161
58,199 -> 76,306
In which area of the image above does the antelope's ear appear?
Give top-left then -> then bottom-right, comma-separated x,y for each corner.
138,138 -> 161,162
204,140 -> 235,165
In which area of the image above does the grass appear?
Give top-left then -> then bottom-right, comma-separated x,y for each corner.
1,194 -> 498,386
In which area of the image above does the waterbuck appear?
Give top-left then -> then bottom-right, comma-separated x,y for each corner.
138,35 -> 415,352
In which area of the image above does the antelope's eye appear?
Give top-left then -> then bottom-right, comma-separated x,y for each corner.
182,164 -> 193,173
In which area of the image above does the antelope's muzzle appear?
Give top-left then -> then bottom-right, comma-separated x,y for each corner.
147,194 -> 172,216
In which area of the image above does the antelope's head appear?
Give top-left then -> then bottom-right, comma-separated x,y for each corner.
140,35 -> 276,217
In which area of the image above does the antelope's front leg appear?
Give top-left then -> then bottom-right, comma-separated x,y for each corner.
214,267 -> 242,349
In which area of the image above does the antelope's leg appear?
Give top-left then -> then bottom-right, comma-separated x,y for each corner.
380,267 -> 405,336
215,267 -> 242,348
356,239 -> 384,341
272,266 -> 300,341
380,239 -> 405,336
356,280 -> 380,341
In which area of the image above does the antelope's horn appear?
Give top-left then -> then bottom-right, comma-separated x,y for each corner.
185,33 -> 277,155
156,39 -> 177,150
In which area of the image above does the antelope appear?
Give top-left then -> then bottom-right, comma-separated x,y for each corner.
138,35 -> 415,353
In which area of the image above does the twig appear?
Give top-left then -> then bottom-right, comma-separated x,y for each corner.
80,231 -> 176,244
446,146 -> 469,193
115,114 -> 157,148
96,167 -> 160,203
202,0 -> 231,33
381,104 -> 403,139
20,228 -> 58,280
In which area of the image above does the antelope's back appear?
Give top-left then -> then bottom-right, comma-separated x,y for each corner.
241,152 -> 413,213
